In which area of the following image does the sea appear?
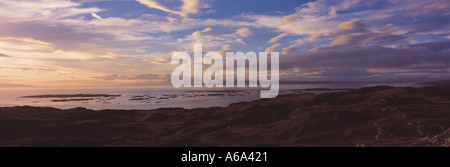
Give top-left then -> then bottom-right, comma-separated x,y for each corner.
0,82 -> 419,110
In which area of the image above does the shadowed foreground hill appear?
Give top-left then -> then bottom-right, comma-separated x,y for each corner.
0,86 -> 449,147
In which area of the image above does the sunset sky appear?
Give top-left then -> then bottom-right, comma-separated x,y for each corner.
0,0 -> 449,87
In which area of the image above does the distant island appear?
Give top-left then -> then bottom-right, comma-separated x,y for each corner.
0,85 -> 448,147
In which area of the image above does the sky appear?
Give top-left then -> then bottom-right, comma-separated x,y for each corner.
0,0 -> 449,87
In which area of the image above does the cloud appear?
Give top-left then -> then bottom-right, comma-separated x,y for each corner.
0,35 -> 99,60
0,0 -> 449,86
404,0 -> 450,17
0,53 -> 10,57
136,0 -> 186,17
97,73 -> 162,80
0,0 -> 102,21
281,13 -> 298,24
137,0 -> 208,17
330,34 -> 367,46
329,6 -> 337,16
217,44 -> 232,55
248,0 -> 349,35
0,66 -> 56,71
247,0 -> 449,39
182,0 -> 201,14
0,36 -> 53,53
247,10 -> 332,35
308,33 -> 322,42
188,26 -> 257,50
337,0 -> 361,10
236,28 -> 254,37
222,45 -> 231,51
265,43 -> 281,53
150,57 -> 171,64
0,83 -> 34,87
281,41 -> 305,55
235,38 -> 246,45
309,20 -> 407,50
90,12 -> 102,20
312,31 -> 408,51
281,41 -> 450,70
268,33 -> 288,43
192,27 -> 215,39
330,19 -> 368,35
0,0 -> 256,54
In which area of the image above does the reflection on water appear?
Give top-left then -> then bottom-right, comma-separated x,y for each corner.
0,87 -> 260,110
0,82 -> 416,110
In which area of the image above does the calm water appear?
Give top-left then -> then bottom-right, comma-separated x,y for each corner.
0,83 -> 417,110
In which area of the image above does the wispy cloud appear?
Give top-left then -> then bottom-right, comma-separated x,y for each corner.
182,0 -> 201,15
268,33 -> 288,43
0,0 -> 102,21
281,41 -> 304,55
404,0 -> 450,17
0,66 -> 55,71
0,53 -> 10,57
265,43 -> 281,53
90,12 -> 102,20
329,6 -> 336,16
236,28 -> 254,37
235,38 -> 246,45
192,27 -> 215,39
0,36 -> 53,53
136,0 -> 186,17
97,73 -> 161,80
137,0 -> 207,17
